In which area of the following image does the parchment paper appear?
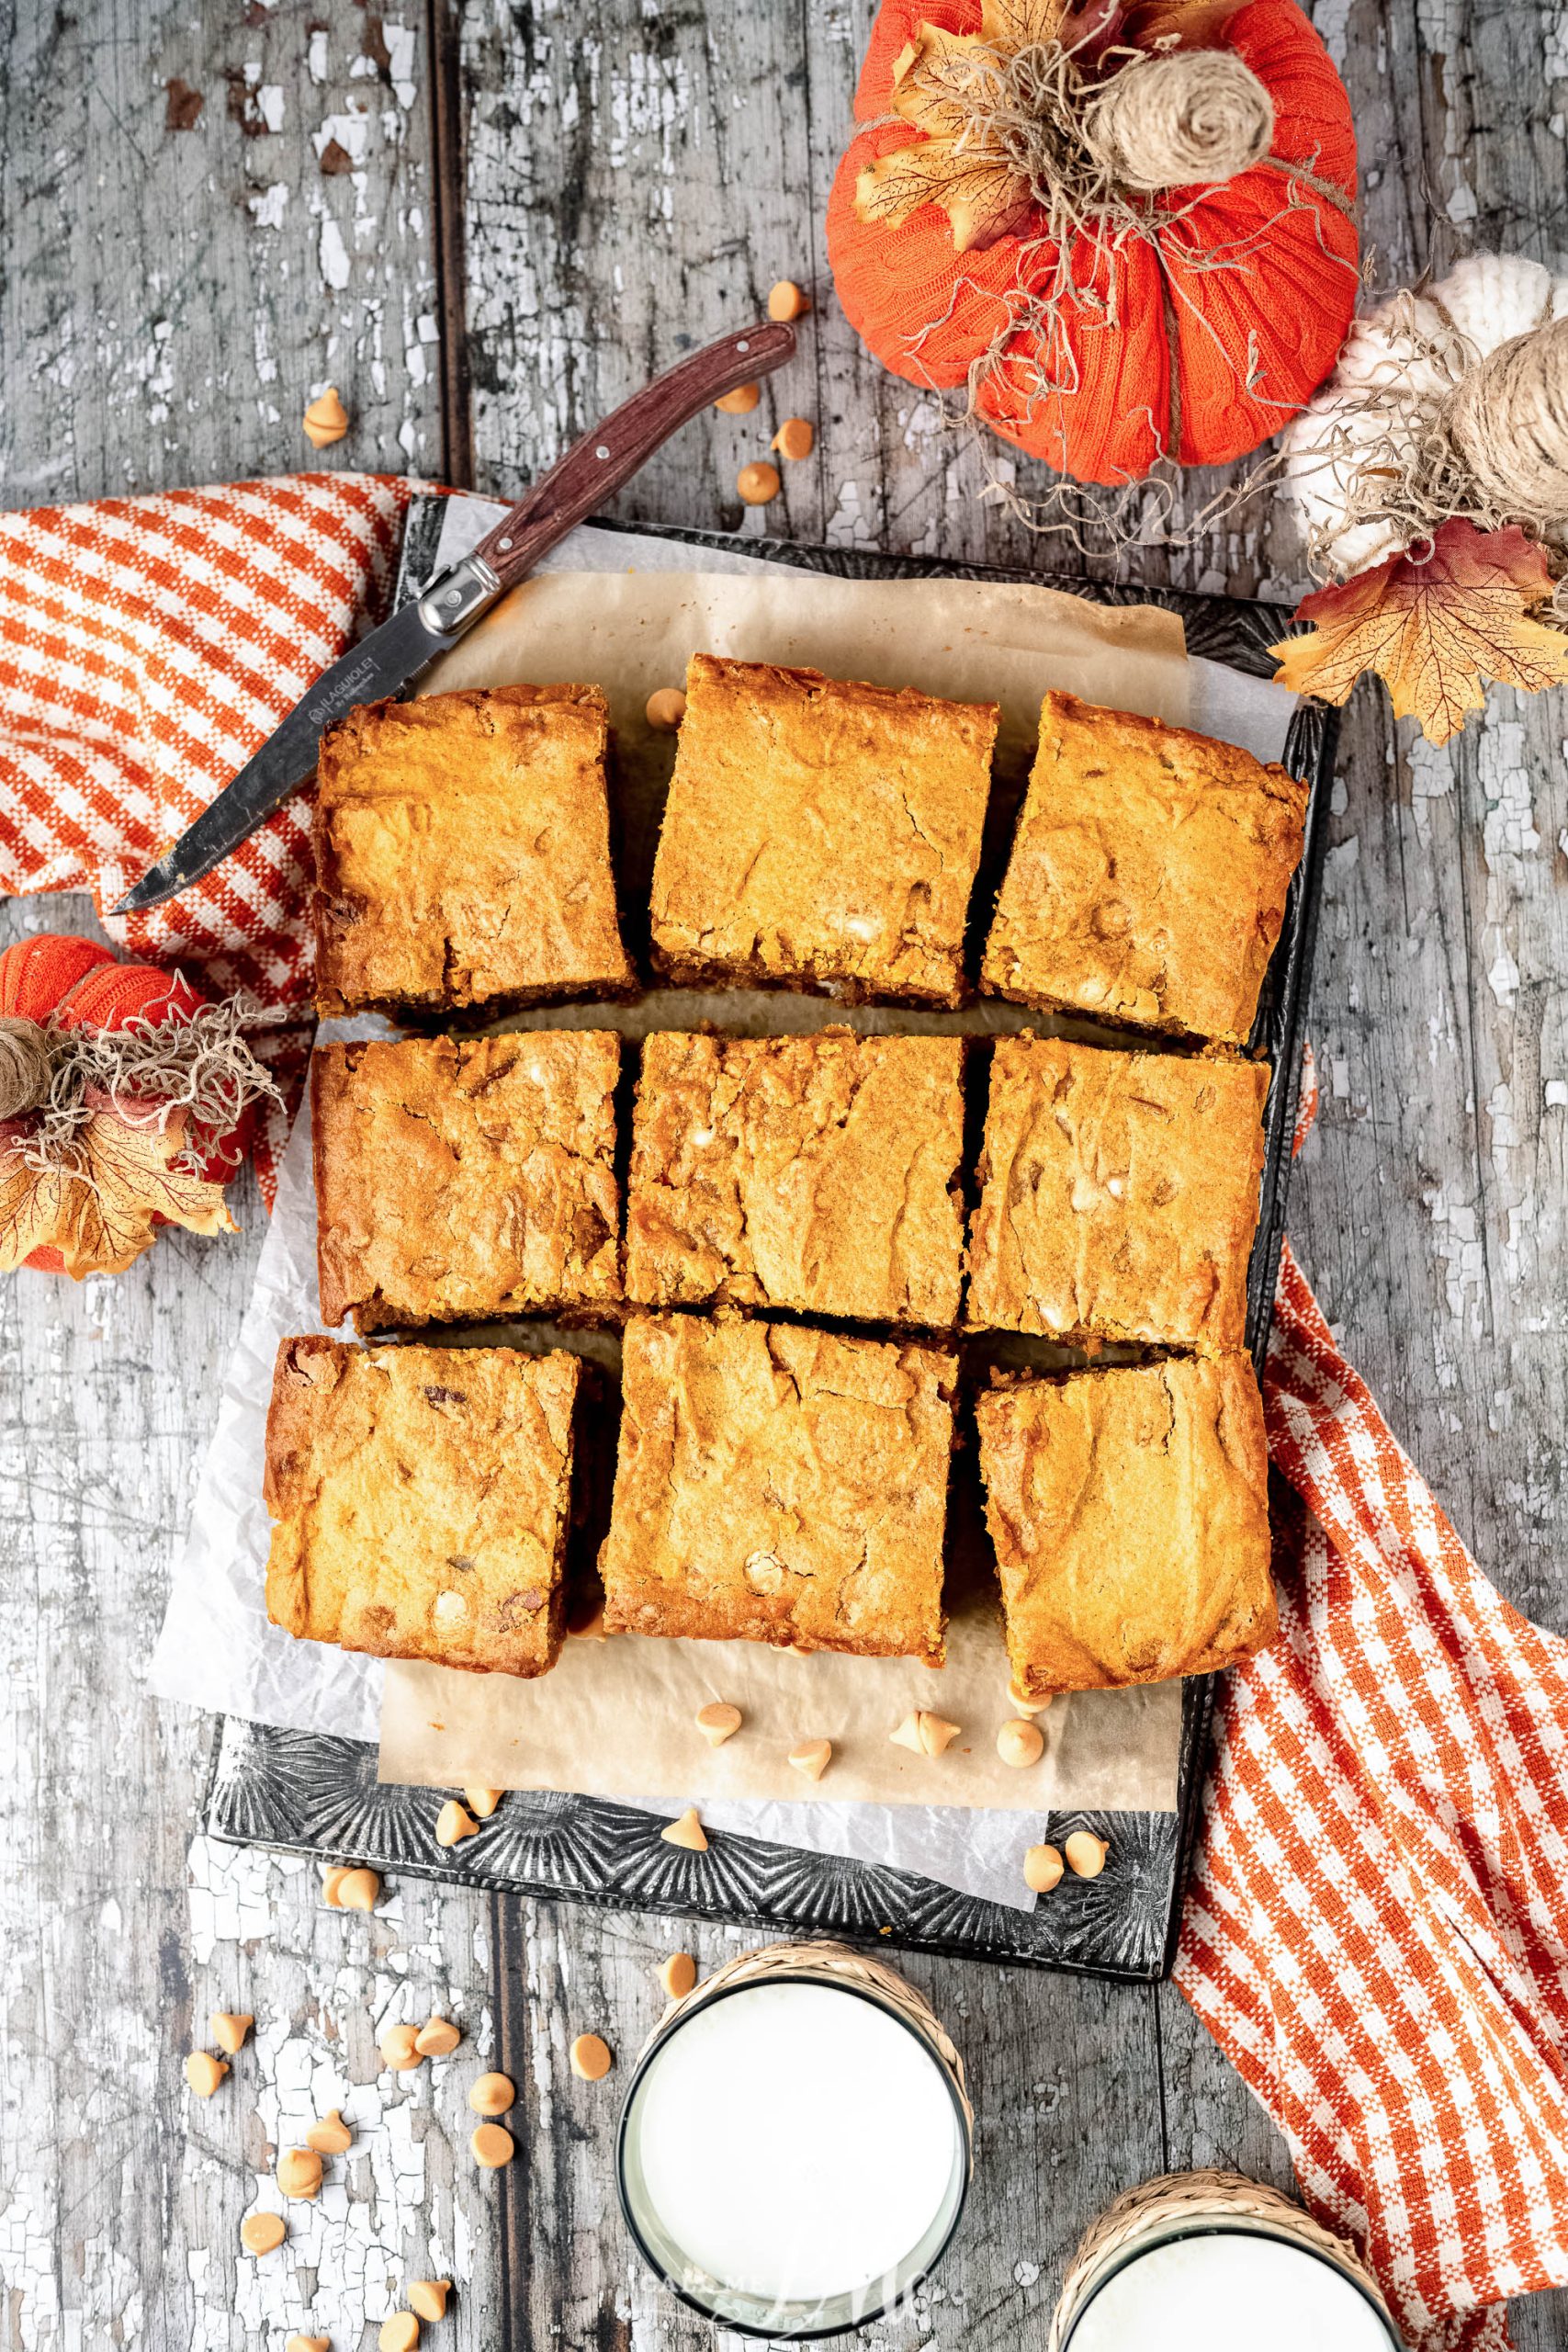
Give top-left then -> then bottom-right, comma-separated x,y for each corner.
151,502 -> 1298,1911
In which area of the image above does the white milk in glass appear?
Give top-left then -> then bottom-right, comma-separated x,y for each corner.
1067,2233 -> 1403,2351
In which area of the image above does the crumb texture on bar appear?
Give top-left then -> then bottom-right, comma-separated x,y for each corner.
626,1028 -> 965,1327
264,1336 -> 579,1678
313,684 -> 632,1016
982,691 -> 1309,1044
965,1036 -> 1268,1350
601,1313 -> 955,1663
976,1355 -> 1275,1697
312,1031 -> 621,1330
649,653 -> 998,1005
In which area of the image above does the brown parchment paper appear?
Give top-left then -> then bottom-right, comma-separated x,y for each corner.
375,548 -> 1200,1824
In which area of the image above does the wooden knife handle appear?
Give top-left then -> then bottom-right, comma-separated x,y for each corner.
469,320 -> 797,591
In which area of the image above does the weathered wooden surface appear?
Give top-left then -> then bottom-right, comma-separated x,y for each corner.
3,0 -> 1566,2346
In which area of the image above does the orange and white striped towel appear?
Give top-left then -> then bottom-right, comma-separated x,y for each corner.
5,478 -> 1565,2349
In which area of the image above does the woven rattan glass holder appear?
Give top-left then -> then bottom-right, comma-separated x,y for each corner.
1049,2168 -> 1407,2349
615,1939 -> 974,2339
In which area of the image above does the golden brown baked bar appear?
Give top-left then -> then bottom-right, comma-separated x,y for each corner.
601,1314 -> 956,1662
649,654 -> 998,1007
965,1036 -> 1268,1351
313,684 -> 633,1018
976,1356 -> 1275,1698
312,1031 -> 621,1332
981,692 -> 1309,1044
626,1028 -> 966,1327
264,1335 -> 578,1678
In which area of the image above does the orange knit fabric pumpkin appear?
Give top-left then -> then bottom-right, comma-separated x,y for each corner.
826,0 -> 1359,485
0,934 -> 254,1276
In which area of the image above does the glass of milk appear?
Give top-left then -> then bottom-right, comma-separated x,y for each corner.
616,1940 -> 973,2336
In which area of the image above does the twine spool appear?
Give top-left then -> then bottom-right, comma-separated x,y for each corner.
1445,311 -> 1568,529
1087,49 -> 1276,195
0,1016 -> 53,1123
1047,2169 -> 1403,2350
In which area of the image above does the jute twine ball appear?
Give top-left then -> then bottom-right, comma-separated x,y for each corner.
0,1017 -> 52,1123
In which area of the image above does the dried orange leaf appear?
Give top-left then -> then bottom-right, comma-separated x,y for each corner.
1271,520 -> 1568,747
0,1107 -> 236,1279
856,140 -> 1034,250
859,12 -> 1043,253
981,0 -> 1071,43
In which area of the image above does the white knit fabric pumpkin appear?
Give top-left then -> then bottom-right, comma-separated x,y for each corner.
1280,253 -> 1568,578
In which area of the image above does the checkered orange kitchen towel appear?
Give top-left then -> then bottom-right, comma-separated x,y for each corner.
0,472 -> 420,1193
6,475 -> 1567,2350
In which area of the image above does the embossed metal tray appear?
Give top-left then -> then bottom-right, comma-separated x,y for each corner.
204,503 -> 1335,1983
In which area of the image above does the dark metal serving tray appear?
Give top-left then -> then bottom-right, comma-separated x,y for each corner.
204,501 -> 1335,1984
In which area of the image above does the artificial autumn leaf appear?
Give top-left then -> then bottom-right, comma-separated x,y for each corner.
0,1104 -> 236,1279
1270,519 -> 1568,746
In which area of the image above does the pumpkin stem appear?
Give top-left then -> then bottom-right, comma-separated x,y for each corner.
0,1017 -> 55,1124
1084,48 -> 1274,195
1445,312 -> 1568,535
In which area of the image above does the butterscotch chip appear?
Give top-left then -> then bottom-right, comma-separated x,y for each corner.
997,1719 -> 1044,1769
714,380 -> 760,413
209,2011 -> 254,2054
277,2147 -> 324,2200
737,461 -> 781,505
660,1951 -> 697,2000
337,1868 -> 381,1912
788,1738 -> 832,1782
660,1806 -> 708,1852
767,279 -> 809,321
1023,1843 -> 1064,1894
379,2023 -> 423,2072
379,2317 -> 420,2352
694,1702 -> 742,1747
184,2052 -> 228,2098
646,687 -> 687,731
1066,1830 -> 1110,1879
471,2121 -> 515,2168
1008,1678 -> 1052,1716
414,2015 -> 461,2057
409,2281 -> 453,2322
568,1598 -> 606,1640
306,2109 -> 354,2155
321,1866 -> 349,1908
241,2211 -> 287,2256
890,1711 -> 961,1758
464,1787 -> 503,1819
287,2336 -> 330,2352
570,2032 -> 613,2081
468,2071 -> 515,2116
435,1800 -> 479,1848
302,386 -> 350,447
771,416 -> 814,460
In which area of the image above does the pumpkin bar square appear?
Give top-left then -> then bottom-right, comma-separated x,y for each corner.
601,1314 -> 956,1663
264,1335 -> 579,1678
313,684 -> 633,1019
626,1028 -> 966,1328
965,1035 -> 1268,1351
649,654 -> 998,1007
312,1030 -> 622,1333
976,1355 -> 1276,1701
981,692 -> 1309,1044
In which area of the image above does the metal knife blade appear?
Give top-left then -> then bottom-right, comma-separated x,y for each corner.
112,557 -> 500,914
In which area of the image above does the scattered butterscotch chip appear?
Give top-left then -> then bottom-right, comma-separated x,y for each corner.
379,2022 -> 423,2072
302,387 -> 350,449
287,2336 -> 330,2352
890,1711 -> 961,1758
408,2281 -> 453,2324
241,2211 -> 287,2256
414,2014 -> 461,2058
737,460 -> 781,506
997,1719 -> 1045,1769
767,279 -> 809,322
277,2146 -> 324,2201
464,1787 -> 503,1819
468,2071 -> 515,2116
1008,1678 -> 1053,1717
1023,1843 -> 1065,1894
471,2120 -> 515,2168
435,1799 -> 479,1848
306,2108 -> 354,2155
715,380 -> 761,413
570,2032 -> 614,2081
1065,1830 -> 1110,1879
660,1951 -> 697,2000
337,1867 -> 381,1912
661,1806 -> 708,1851
378,2316 -> 421,2352
322,1866 -> 349,1908
788,1737 -> 832,1782
184,2052 -> 228,2098
771,416 -> 814,461
209,2010 -> 254,2055
695,1702 -> 741,1747
568,1600 -> 607,1640
646,686 -> 688,732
